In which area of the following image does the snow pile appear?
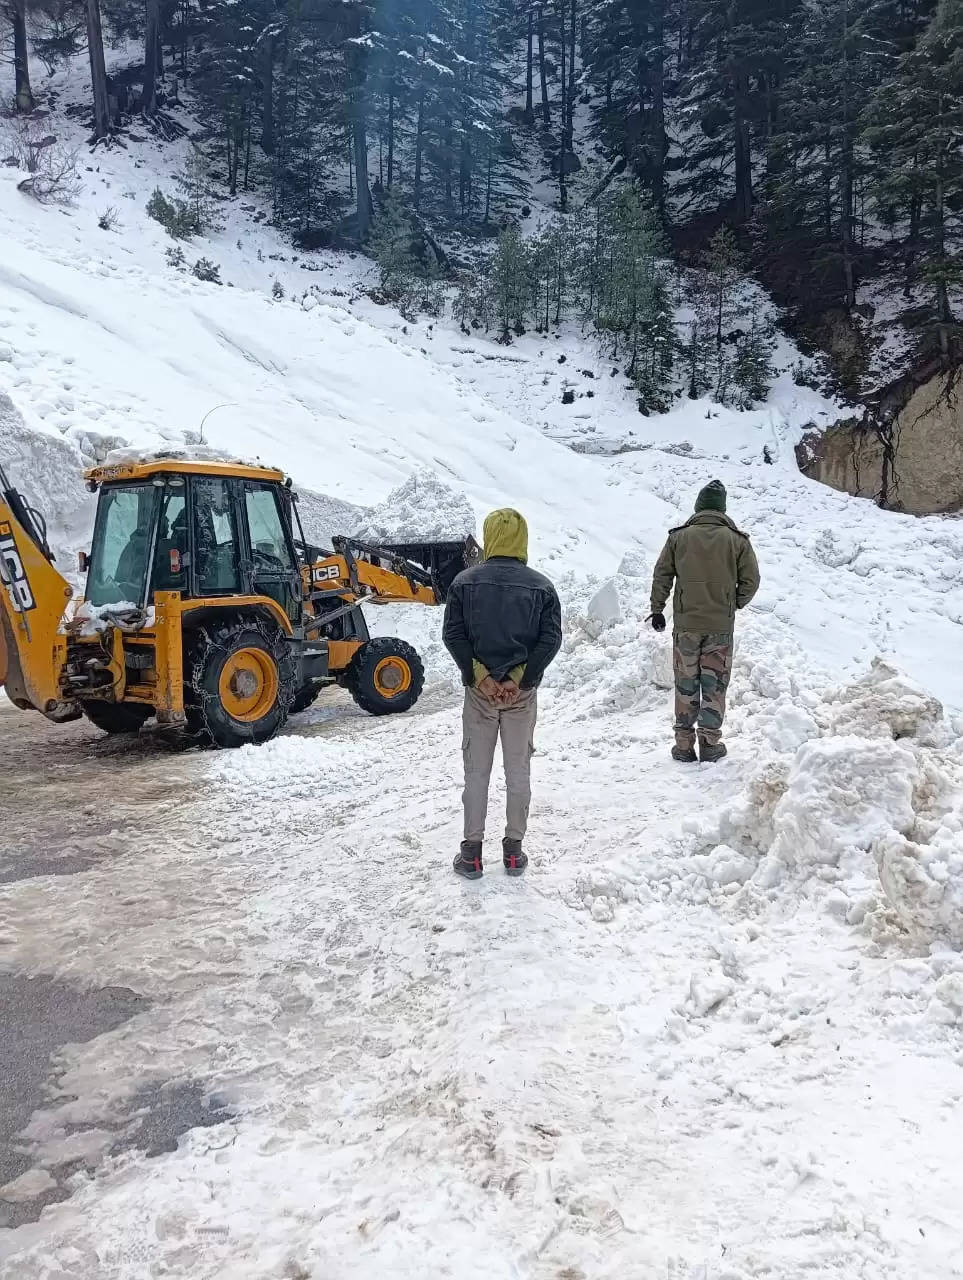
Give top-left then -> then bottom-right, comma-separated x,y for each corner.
877,820 -> 963,946
825,658 -> 946,745
352,472 -> 476,542
754,735 -> 919,887
674,655 -> 963,947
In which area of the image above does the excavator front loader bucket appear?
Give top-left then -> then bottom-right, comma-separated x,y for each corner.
0,473 -> 74,713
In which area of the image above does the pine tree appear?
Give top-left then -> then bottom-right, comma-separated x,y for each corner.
864,0 -> 963,355
595,189 -> 674,409
492,224 -> 531,338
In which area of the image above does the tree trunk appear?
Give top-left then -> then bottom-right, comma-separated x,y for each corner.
525,8 -> 535,123
414,83 -> 425,208
558,2 -> 567,211
261,34 -> 275,153
733,73 -> 752,223
387,85 -> 395,188
144,0 -> 162,115
12,0 -> 34,113
86,0 -> 112,141
537,6 -> 550,125
343,3 -> 372,241
444,115 -> 453,211
650,0 -> 666,216
934,96 -> 951,355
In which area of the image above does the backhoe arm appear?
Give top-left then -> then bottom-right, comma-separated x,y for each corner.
0,467 -> 73,713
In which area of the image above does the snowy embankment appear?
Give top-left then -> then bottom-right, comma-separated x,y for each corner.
2,90 -> 963,1280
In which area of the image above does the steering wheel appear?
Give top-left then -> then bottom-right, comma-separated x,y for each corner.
252,547 -> 287,572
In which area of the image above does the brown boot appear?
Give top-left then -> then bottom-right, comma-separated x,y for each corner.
671,745 -> 698,763
699,738 -> 727,763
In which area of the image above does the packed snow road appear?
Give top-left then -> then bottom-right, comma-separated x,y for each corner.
2,662 -> 962,1280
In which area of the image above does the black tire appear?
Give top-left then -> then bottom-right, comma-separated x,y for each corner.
185,620 -> 297,748
82,701 -> 153,735
290,684 -> 322,715
345,637 -> 425,716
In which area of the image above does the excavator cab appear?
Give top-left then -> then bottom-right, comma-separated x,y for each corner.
1,455 -> 479,748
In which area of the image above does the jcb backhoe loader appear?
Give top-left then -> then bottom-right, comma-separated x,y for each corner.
0,455 -> 477,747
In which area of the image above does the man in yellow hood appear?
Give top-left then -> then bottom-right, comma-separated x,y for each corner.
443,509 -> 562,879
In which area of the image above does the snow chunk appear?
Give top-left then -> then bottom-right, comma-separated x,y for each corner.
877,827 -> 963,945
827,658 -> 945,745
684,967 -> 736,1017
1,1168 -> 57,1203
584,578 -> 621,634
758,736 -> 918,885
354,473 -> 476,542
694,844 -> 756,887
764,704 -> 819,752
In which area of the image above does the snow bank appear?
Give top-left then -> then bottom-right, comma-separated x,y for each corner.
352,473 -> 476,542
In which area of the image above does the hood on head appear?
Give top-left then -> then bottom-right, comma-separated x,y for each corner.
483,508 -> 528,562
695,480 -> 727,513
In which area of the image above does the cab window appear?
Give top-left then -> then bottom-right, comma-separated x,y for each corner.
245,487 -> 295,572
194,476 -> 241,594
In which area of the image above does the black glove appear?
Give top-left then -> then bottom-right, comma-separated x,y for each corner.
647,612 -> 666,633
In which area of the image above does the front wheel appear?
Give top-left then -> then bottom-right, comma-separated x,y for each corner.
345,637 -> 425,716
185,621 -> 297,748
82,701 -> 153,735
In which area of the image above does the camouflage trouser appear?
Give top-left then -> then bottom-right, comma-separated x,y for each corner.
673,632 -> 733,749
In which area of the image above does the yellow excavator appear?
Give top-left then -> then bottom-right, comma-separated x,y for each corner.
0,455 -> 477,746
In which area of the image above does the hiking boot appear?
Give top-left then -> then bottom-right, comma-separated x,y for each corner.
671,745 -> 698,763
699,739 -> 728,763
502,838 -> 528,877
453,841 -> 484,879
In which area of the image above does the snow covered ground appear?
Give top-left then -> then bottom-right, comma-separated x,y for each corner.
2,65 -> 963,1280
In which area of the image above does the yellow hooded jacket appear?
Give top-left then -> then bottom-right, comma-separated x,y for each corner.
472,508 -> 528,687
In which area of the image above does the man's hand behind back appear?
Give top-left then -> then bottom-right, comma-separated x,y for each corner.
477,675 -> 502,702
497,679 -> 520,705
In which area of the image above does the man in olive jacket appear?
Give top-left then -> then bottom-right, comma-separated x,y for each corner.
443,509 -> 562,879
649,480 -> 760,763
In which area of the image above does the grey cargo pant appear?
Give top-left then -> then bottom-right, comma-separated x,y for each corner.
462,687 -> 538,843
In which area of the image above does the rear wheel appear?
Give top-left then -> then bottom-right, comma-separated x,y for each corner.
82,701 -> 153,735
345,637 -> 425,716
185,620 -> 297,748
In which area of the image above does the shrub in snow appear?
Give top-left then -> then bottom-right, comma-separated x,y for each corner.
165,245 -> 186,269
3,118 -> 81,206
191,257 -> 222,285
354,474 -> 475,542
147,188 -> 195,240
98,205 -> 121,232
272,280 -> 285,300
